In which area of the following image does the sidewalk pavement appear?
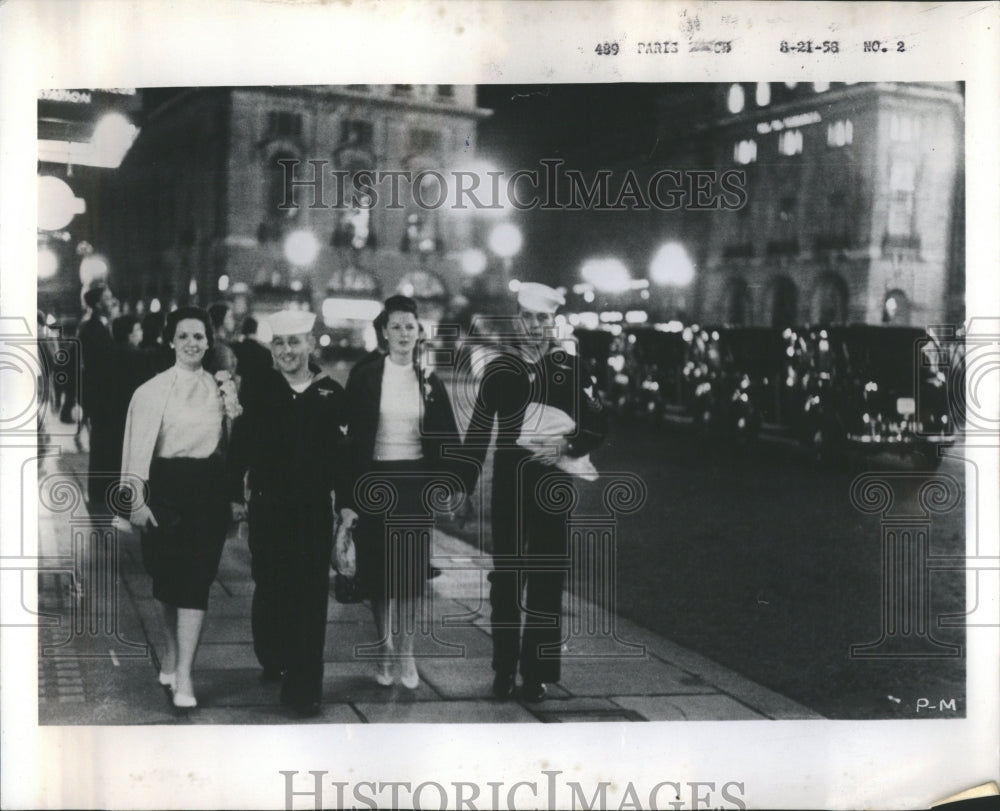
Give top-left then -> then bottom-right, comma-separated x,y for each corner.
36,415 -> 822,724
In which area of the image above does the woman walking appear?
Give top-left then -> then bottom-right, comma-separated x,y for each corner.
121,306 -> 240,708
341,295 -> 465,689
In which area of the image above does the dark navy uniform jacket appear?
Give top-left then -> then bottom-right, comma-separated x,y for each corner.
462,347 -> 608,495
227,366 -> 349,507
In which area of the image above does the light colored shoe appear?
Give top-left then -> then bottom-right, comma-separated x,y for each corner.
374,662 -> 394,687
172,691 -> 197,709
400,657 -> 419,690
158,671 -> 176,690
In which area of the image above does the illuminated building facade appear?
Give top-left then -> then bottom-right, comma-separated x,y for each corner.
102,85 -> 489,332
695,82 -> 964,327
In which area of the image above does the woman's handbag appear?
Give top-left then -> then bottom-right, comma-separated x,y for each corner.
333,516 -> 357,577
332,515 -> 364,604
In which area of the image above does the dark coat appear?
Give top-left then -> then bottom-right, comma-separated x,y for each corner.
463,348 -> 608,495
342,355 -> 467,510
227,368 -> 350,507
79,315 -> 115,421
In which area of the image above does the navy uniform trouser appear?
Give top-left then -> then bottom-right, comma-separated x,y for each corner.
248,495 -> 332,705
489,457 -> 571,684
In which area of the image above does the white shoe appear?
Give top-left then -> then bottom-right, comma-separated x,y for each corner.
374,662 -> 394,687
400,657 -> 419,690
158,671 -> 176,690
172,691 -> 197,709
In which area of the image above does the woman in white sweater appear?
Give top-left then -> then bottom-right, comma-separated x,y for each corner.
121,306 -> 237,709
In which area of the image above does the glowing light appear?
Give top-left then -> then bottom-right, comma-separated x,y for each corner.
218,275 -> 230,292
150,298 -> 162,313
583,290 -> 595,303
188,279 -> 198,296
489,223 -> 523,259
38,175 -> 85,231
283,229 -> 320,266
727,83 -> 745,114
290,279 -> 303,291
321,297 -> 382,327
319,334 -> 332,347
461,248 -> 488,276
79,254 -> 109,286
650,243 -> 695,287
625,311 -> 648,324
581,258 -> 631,293
91,113 -> 139,167
508,279 -> 521,293
755,82 -> 771,106
38,246 -> 59,280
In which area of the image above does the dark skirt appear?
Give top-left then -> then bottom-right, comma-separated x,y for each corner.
141,455 -> 229,610
355,459 -> 435,602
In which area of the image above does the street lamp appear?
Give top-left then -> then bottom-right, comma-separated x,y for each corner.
650,242 -> 696,319
581,257 -> 631,293
79,254 -> 109,287
650,243 -> 695,287
488,222 -> 523,260
283,229 -> 320,267
461,247 -> 488,276
38,246 -> 59,280
37,175 -> 85,232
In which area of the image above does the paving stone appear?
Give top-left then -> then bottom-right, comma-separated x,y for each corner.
559,659 -> 718,697
322,661 -> 440,703
207,595 -> 255,618
611,695 -> 767,721
199,616 -> 254,643
194,642 -> 260,670
190,703 -> 363,725
354,699 -> 539,724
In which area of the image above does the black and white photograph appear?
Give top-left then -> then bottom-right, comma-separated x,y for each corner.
3,2 -> 999,809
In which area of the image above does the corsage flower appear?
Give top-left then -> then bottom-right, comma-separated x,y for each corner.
214,370 -> 243,419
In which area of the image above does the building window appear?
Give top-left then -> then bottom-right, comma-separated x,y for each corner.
817,189 -> 851,249
727,84 -> 745,114
887,160 -> 916,237
408,128 -> 441,156
890,113 -> 920,142
341,119 -> 373,148
778,129 -> 804,156
436,85 -> 454,100
827,120 -> 854,147
260,150 -> 299,241
392,84 -> 413,96
733,139 -> 757,165
755,82 -> 771,107
267,111 -> 302,139
882,289 -> 911,324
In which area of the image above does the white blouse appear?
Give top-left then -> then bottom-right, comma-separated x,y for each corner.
374,360 -> 422,461
153,366 -> 223,459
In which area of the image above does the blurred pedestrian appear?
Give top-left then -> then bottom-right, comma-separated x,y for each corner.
206,301 -> 238,376
232,315 -> 273,389
462,282 -> 608,702
140,311 -> 175,373
341,295 -> 466,689
79,283 -> 118,515
107,315 -> 155,504
121,306 -> 240,709
227,309 -> 348,717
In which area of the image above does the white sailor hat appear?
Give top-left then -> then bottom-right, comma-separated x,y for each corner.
516,282 -> 565,314
267,309 -> 316,336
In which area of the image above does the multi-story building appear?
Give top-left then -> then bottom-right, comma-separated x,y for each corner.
694,82 -> 964,327
102,85 -> 490,333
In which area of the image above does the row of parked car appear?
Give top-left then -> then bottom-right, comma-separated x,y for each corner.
573,323 -> 960,468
